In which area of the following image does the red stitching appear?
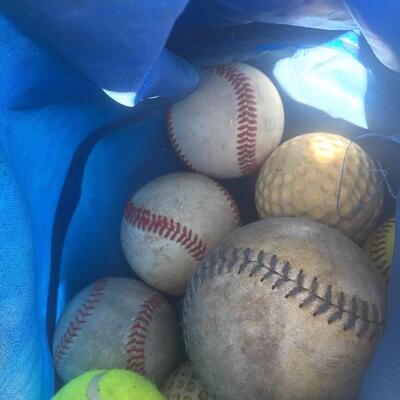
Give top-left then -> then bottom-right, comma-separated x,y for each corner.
201,175 -> 241,224
214,65 -> 258,175
124,202 -> 208,262
166,108 -> 197,171
126,294 -> 165,374
53,278 -> 108,371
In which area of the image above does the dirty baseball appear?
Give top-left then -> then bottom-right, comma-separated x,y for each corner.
53,278 -> 179,384
167,63 -> 284,178
121,172 -> 240,295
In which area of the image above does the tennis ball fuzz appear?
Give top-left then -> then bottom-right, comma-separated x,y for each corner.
53,369 -> 166,400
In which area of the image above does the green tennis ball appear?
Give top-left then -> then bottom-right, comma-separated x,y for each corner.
53,369 -> 166,400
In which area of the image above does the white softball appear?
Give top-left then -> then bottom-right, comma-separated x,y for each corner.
120,172 -> 240,295
167,63 -> 284,179
183,218 -> 386,400
53,278 -> 179,384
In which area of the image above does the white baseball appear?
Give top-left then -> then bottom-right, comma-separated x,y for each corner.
167,63 -> 284,179
53,277 -> 179,384
120,172 -> 240,295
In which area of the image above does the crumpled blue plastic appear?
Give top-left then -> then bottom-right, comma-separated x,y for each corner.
1,2 -> 400,399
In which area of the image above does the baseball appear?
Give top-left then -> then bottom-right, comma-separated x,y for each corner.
162,362 -> 218,400
53,278 -> 179,384
167,63 -> 284,179
363,218 -> 395,281
183,218 -> 386,400
120,172 -> 240,295
255,133 -> 383,243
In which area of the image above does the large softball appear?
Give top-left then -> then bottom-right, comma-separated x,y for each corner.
183,218 -> 385,400
255,133 -> 383,242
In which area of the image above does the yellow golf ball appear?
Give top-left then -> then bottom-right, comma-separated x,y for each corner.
255,133 -> 383,243
364,218 -> 395,281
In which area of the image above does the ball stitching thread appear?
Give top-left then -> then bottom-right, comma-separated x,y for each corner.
53,278 -> 109,371
214,65 -> 258,176
184,247 -> 384,341
368,218 -> 394,279
166,108 -> 196,171
124,201 -> 209,262
213,182 -> 241,224
126,294 -> 165,374
201,175 -> 241,224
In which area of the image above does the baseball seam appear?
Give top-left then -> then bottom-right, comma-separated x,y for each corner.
126,293 -> 165,374
53,278 -> 109,371
203,176 -> 241,224
368,218 -> 394,279
166,108 -> 196,171
184,247 -> 384,341
124,201 -> 209,262
214,65 -> 258,176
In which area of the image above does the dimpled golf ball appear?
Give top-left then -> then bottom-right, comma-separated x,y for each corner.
255,133 -> 383,243
162,363 -> 218,400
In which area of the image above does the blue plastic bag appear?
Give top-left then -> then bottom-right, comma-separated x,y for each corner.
1,2 -> 400,399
